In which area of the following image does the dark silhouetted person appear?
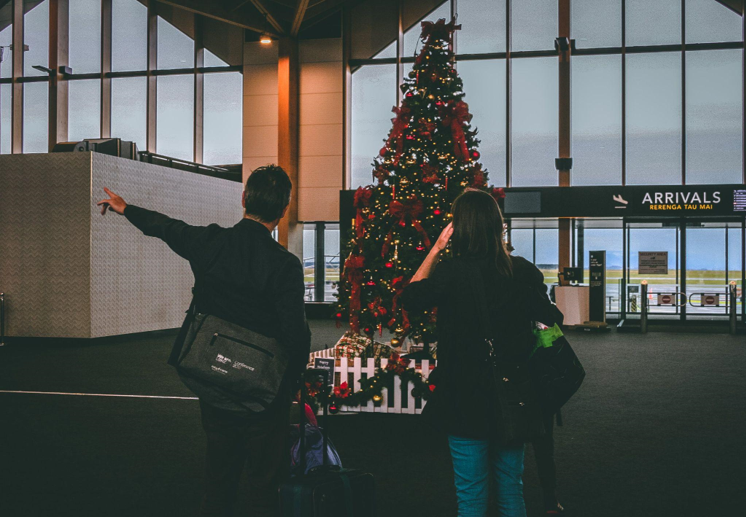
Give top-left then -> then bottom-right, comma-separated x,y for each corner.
402,190 -> 562,517
97,165 -> 311,517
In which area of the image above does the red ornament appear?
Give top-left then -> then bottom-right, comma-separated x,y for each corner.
399,220 -> 407,227
416,245 -> 425,251
336,312 -> 343,319
429,384 -> 436,392
406,92 -> 413,97
364,327 -> 372,334
366,280 -> 375,286
472,150 -> 480,159
435,101 -> 444,106
385,262 -> 394,269
406,135 -> 415,140
380,147 -> 388,156
433,209 -> 442,215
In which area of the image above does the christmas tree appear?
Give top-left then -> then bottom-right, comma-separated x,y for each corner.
334,19 -> 503,346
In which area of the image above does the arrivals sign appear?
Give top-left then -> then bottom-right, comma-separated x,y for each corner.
502,185 -> 746,218
639,251 -> 669,275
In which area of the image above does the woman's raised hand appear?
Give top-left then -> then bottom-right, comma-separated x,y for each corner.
434,222 -> 453,252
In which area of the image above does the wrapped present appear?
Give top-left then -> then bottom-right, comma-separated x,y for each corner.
333,331 -> 374,360
371,343 -> 394,360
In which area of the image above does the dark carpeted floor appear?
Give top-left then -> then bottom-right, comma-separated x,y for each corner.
1,325 -> 744,517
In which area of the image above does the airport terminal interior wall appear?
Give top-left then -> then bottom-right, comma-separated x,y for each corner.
0,153 -> 93,338
0,153 -> 243,338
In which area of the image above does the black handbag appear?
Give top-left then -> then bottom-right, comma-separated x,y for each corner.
471,270 -> 545,445
168,284 -> 289,412
529,333 -> 585,413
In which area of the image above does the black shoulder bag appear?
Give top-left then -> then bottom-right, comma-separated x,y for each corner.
168,282 -> 289,413
471,270 -> 545,445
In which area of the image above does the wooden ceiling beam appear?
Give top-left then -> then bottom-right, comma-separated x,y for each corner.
290,0 -> 310,36
247,0 -> 287,34
155,0 -> 279,35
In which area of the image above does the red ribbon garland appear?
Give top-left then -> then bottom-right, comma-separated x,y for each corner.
353,187 -> 373,241
344,254 -> 365,333
440,100 -> 472,160
385,105 -> 412,165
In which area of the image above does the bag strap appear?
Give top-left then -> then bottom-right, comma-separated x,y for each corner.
167,288 -> 197,366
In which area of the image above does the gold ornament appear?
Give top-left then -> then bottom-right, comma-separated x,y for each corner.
372,394 -> 383,403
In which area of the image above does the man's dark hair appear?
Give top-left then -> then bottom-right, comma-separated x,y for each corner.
243,165 -> 292,222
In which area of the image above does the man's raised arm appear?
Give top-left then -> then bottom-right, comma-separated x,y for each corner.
97,187 -> 212,263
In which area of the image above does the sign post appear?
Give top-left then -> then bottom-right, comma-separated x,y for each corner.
589,251 -> 606,323
639,252 -> 669,275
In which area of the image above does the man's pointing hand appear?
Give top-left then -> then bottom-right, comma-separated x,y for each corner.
97,187 -> 128,216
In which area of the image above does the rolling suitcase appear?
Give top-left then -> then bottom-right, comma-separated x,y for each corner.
279,369 -> 376,517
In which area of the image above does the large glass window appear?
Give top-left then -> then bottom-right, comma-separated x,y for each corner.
0,13 -> 11,78
572,55 -> 622,185
0,9 -> 10,154
112,77 -> 147,150
626,52 -> 682,185
303,225 -> 315,301
686,0 -> 743,45
572,0 -> 621,49
1,84 -> 10,154
455,0 -> 505,55
112,0 -> 148,72
68,79 -> 101,142
69,0 -> 101,74
204,72 -> 242,165
157,17 -> 194,70
685,50 -> 742,185
511,57 -> 558,187
626,0 -> 681,47
535,227 -> 559,287
23,82 -> 48,153
350,64 -> 396,189
24,0 -> 49,77
511,0 -> 557,52
156,74 -> 194,161
324,224 -> 341,302
459,59 -> 506,186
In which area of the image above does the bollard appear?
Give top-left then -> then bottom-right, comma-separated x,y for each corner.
730,282 -> 737,335
0,292 -> 5,347
640,282 -> 648,334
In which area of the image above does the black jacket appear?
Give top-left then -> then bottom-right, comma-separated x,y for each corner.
124,206 -> 311,410
401,255 -> 560,439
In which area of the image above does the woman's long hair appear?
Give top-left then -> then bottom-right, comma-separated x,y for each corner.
451,189 -> 513,277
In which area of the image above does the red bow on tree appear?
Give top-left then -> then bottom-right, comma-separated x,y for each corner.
420,18 -> 461,44
382,197 -> 432,257
440,100 -> 473,160
470,164 -> 487,188
421,163 -> 440,184
492,187 -> 506,201
373,165 -> 391,183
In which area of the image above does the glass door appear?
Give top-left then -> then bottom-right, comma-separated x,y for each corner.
625,221 -> 681,319
685,222 -> 728,319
